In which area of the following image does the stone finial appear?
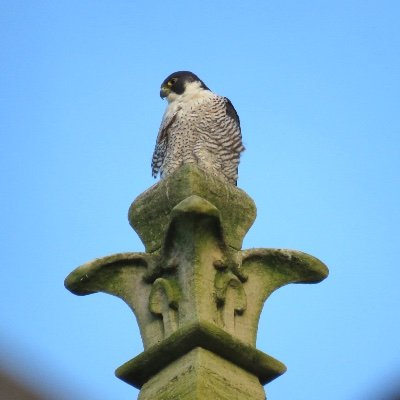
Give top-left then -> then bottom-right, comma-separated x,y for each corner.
65,165 -> 328,399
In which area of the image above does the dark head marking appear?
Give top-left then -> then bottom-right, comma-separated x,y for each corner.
160,71 -> 209,97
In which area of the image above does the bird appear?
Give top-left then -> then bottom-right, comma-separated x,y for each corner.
151,71 -> 245,185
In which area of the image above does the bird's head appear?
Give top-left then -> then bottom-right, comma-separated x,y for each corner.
160,71 -> 210,103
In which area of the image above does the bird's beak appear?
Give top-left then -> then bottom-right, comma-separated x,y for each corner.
160,85 -> 170,99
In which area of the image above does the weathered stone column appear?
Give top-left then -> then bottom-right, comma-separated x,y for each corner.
65,165 -> 328,399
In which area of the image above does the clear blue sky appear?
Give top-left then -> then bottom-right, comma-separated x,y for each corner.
1,1 -> 399,399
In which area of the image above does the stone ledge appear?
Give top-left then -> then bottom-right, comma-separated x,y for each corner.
116,320 -> 286,389
138,348 -> 267,400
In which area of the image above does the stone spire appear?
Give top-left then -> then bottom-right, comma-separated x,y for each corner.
65,165 -> 328,399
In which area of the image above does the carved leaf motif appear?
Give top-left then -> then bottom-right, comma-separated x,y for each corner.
149,278 -> 180,338
214,270 -> 247,333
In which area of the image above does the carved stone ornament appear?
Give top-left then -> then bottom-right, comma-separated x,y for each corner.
65,165 -> 328,399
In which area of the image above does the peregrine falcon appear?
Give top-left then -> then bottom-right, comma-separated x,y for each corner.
151,71 -> 244,185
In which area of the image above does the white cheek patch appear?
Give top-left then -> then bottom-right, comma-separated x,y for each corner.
166,81 -> 214,104
166,92 -> 179,103
181,81 -> 204,98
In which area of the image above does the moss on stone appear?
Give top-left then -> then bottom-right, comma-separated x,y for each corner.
116,321 -> 286,389
65,164 -> 329,400
128,165 -> 256,252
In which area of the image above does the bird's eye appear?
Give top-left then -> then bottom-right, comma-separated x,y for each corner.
168,78 -> 178,86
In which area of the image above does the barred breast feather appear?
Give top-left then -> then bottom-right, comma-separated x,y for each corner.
151,91 -> 244,185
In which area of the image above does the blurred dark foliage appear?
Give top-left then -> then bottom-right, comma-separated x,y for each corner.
0,369 -> 45,400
